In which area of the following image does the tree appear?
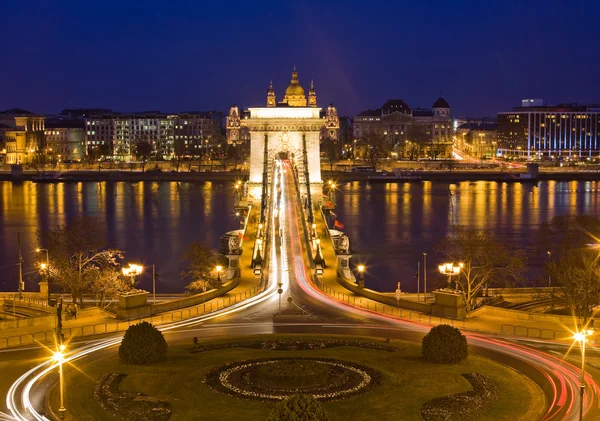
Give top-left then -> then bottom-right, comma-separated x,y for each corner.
119,321 -> 168,364
226,144 -> 241,171
90,263 -> 130,309
173,138 -> 187,172
38,217 -> 123,303
134,141 -> 153,172
436,229 -> 527,312
405,124 -> 430,160
181,242 -> 223,293
547,249 -> 600,323
422,324 -> 468,363
359,130 -> 394,169
322,137 -> 339,171
268,394 -> 329,421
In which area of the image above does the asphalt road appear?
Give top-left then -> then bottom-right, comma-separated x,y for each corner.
3,159 -> 599,421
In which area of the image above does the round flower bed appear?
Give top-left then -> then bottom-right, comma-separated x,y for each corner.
256,360 -> 330,389
204,357 -> 381,402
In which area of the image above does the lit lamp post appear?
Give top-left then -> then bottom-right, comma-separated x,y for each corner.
215,265 -> 223,284
52,344 -> 67,419
36,248 -> 50,302
122,264 -> 143,288
574,328 -> 594,421
438,262 -> 463,290
312,223 -> 317,238
357,264 -> 365,288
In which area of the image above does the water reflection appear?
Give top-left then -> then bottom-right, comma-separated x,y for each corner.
0,181 -> 238,293
1,180 -> 600,294
334,180 -> 600,292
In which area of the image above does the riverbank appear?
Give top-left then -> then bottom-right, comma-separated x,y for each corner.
0,169 -> 247,182
2,168 -> 600,182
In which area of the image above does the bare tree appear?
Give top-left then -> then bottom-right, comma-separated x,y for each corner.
437,229 -> 527,312
359,130 -> 394,169
181,242 -> 224,292
90,264 -> 130,309
547,249 -> 600,323
39,217 -> 123,304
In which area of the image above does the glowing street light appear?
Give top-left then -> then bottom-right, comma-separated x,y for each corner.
438,262 -> 463,290
216,265 -> 223,284
573,328 -> 594,421
52,343 -> 67,418
122,263 -> 143,287
36,248 -> 50,301
357,264 -> 365,288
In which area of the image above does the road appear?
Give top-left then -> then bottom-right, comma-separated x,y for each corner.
3,159 -> 599,420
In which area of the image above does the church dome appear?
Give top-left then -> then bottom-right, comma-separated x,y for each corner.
432,97 -> 450,109
285,83 -> 305,96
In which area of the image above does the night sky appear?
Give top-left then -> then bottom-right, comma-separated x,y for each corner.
2,0 -> 598,117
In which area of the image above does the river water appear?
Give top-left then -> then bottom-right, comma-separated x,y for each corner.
1,180 -> 599,293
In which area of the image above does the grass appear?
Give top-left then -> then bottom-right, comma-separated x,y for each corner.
50,334 -> 544,421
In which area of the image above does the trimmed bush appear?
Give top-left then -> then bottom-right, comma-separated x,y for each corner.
421,324 -> 468,364
119,321 -> 168,364
268,394 -> 329,421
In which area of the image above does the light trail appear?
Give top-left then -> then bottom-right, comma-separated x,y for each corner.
281,159 -> 599,421
7,167 -> 283,421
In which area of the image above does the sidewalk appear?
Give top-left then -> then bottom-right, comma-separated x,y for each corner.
0,206 -> 265,349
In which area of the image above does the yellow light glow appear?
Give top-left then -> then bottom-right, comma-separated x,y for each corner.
574,332 -> 586,342
357,265 -> 365,273
40,263 -> 47,269
35,248 -> 41,252
216,265 -> 223,273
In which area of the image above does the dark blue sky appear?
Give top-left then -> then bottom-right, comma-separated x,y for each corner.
2,0 -> 598,117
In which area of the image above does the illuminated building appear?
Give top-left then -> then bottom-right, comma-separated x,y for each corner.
456,123 -> 498,159
44,120 -> 86,162
498,101 -> 600,159
226,67 -> 339,198
353,98 -> 453,158
1,109 -> 45,164
85,112 -> 221,160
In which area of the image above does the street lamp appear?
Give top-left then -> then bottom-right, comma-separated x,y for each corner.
357,264 -> 365,288
438,262 -> 463,290
52,343 -> 67,419
574,328 -> 594,421
122,263 -> 143,288
216,265 -> 223,284
36,248 -> 50,302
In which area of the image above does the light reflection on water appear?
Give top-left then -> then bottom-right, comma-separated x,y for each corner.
1,180 -> 600,293
334,180 -> 600,292
0,181 -> 238,293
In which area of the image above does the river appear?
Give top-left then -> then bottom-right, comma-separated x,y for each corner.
1,180 -> 599,293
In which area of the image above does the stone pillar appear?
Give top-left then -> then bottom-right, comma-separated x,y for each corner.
39,281 -> 49,302
226,254 -> 240,281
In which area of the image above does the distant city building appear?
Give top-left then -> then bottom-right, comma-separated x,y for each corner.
0,109 -> 45,164
353,98 -> 453,158
521,99 -> 544,108
456,123 -> 498,159
85,112 -> 222,160
498,102 -> 600,158
59,108 -> 113,119
44,119 -> 86,161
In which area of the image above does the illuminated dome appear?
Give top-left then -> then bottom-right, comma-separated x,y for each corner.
285,83 -> 305,96
282,67 -> 307,107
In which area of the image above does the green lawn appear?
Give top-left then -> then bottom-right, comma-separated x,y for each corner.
50,334 -> 544,421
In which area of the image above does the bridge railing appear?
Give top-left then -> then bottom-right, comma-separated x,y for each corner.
0,282 -> 266,350
312,273 -> 571,341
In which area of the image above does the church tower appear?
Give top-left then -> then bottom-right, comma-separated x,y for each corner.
308,79 -> 317,107
266,81 -> 276,107
281,66 -> 307,107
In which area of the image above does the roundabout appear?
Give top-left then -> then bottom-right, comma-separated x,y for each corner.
47,335 -> 543,421
205,356 -> 379,401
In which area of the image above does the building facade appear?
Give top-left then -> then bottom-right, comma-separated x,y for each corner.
44,119 -> 86,161
85,112 -> 221,160
498,102 -> 600,158
2,111 -> 45,164
456,123 -> 498,159
227,68 -> 339,198
353,98 -> 453,159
